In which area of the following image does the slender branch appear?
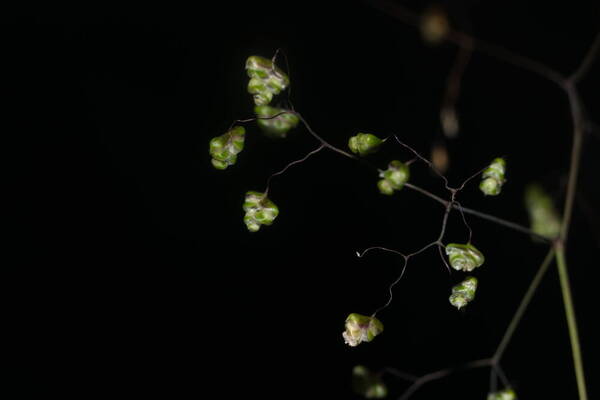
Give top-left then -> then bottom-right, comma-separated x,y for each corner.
493,364 -> 510,388
264,144 -> 324,195
404,183 -> 551,242
382,367 -> 418,382
458,203 -> 551,243
271,48 -> 296,111
259,113 -> 549,243
395,136 -> 450,189
404,183 -> 446,204
560,84 -> 584,242
440,42 -> 472,138
294,112 -> 358,160
454,201 -> 473,244
229,111 -> 297,131
492,248 -> 555,363
555,245 -> 587,400
359,240 -> 441,317
367,0 -> 566,86
569,32 -> 600,84
448,30 -> 566,86
372,257 -> 409,317
397,358 -> 492,400
489,366 -> 498,393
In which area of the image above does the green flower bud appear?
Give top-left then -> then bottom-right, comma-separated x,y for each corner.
445,243 -> 485,272
378,160 -> 410,195
449,276 -> 478,309
352,365 -> 388,399
524,184 -> 560,239
480,177 -> 500,196
254,105 -> 299,138
343,313 -> 384,347
487,388 -> 517,400
480,158 -> 506,196
209,126 -> 245,170
243,191 -> 279,232
377,179 -> 394,196
348,133 -> 384,156
245,56 -> 289,106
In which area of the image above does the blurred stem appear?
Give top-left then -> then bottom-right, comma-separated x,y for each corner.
492,248 -> 555,363
556,76 -> 587,400
555,246 -> 587,400
560,83 -> 583,241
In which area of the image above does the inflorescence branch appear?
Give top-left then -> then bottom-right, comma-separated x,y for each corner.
215,12 -> 599,397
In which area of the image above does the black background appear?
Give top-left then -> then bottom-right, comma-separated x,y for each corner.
8,1 -> 599,398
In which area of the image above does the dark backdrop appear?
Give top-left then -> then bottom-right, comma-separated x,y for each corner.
9,1 -> 599,398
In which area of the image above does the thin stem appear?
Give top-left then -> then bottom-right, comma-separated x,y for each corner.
560,84 -> 584,242
380,367 -> 419,382
493,364 -> 510,388
229,110 -> 296,131
361,240 -> 442,317
404,183 -> 447,204
435,192 -> 455,272
263,114 -> 549,243
449,30 -> 566,86
394,136 -> 450,189
272,48 -> 296,111
397,358 -> 491,400
404,183 -> 550,242
367,0 -> 566,86
555,245 -> 587,400
569,32 -> 600,84
381,367 -> 418,382
440,43 -> 472,138
492,248 -> 555,363
372,257 -> 409,317
458,204 -> 551,243
489,367 -> 498,393
454,202 -> 473,243
264,144 -> 324,195
294,112 -> 358,160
